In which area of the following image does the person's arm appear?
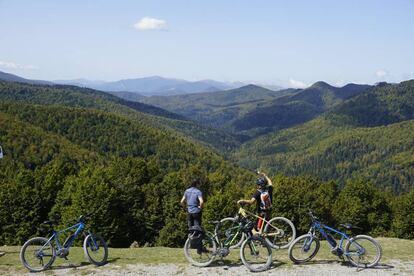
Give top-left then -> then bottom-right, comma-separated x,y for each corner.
237,197 -> 256,205
259,171 -> 273,186
198,196 -> 204,209
264,174 -> 272,186
180,195 -> 186,207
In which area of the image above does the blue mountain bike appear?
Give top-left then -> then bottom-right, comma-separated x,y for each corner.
20,216 -> 108,272
288,208 -> 382,268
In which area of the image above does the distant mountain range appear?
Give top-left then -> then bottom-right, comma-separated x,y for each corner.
0,70 -> 284,96
54,76 -> 250,96
0,70 -> 52,85
141,81 -> 372,137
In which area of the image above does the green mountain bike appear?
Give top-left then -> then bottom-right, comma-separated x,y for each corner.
183,208 -> 273,272
216,206 -> 296,249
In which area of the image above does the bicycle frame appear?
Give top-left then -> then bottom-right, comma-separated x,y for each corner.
208,212 -> 256,255
39,222 -> 85,255
307,220 -> 364,257
238,207 -> 279,236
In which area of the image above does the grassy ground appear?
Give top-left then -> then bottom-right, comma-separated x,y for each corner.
0,237 -> 413,274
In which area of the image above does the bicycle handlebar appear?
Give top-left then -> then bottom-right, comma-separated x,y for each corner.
298,204 -> 320,222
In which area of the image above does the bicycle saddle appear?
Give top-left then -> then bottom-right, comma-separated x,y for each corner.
340,223 -> 362,230
208,220 -> 220,225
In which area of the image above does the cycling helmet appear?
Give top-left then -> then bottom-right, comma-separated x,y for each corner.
256,177 -> 267,187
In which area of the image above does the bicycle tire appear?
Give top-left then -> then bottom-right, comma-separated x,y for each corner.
216,217 -> 246,249
264,216 -> 296,249
83,233 -> 108,266
240,236 -> 272,272
288,234 -> 320,264
345,235 -> 382,268
183,233 -> 216,267
20,237 -> 55,272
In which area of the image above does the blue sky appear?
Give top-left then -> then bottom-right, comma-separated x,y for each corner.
0,0 -> 413,87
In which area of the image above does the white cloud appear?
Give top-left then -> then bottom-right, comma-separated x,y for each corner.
0,60 -> 38,70
133,17 -> 167,31
288,78 -> 308,88
376,70 -> 387,78
0,61 -> 18,69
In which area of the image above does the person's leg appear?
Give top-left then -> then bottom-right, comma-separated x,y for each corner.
256,212 -> 265,232
264,210 -> 271,221
193,212 -> 202,228
187,213 -> 194,229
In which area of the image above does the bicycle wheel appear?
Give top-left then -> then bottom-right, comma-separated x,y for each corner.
264,217 -> 296,249
83,233 -> 108,266
345,235 -> 382,268
240,236 -> 272,272
288,234 -> 320,264
216,217 -> 246,249
183,233 -> 216,267
20,237 -> 55,272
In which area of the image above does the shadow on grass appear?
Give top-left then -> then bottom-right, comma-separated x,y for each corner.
1,250 -> 20,254
293,259 -> 395,271
198,258 -> 287,272
294,259 -> 345,266
50,257 -> 119,271
107,257 -> 120,264
209,259 -> 243,268
51,262 -> 91,270
355,263 -> 394,272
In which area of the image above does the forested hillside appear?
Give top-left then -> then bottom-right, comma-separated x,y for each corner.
0,78 -> 413,248
141,84 -> 297,129
230,82 -> 370,136
140,82 -> 370,138
0,81 -> 241,152
0,101 -> 253,247
235,81 -> 414,193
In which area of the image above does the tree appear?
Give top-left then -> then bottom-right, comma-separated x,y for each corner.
333,179 -> 392,236
391,188 -> 414,239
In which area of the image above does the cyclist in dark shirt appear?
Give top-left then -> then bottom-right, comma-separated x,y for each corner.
237,172 -> 273,231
